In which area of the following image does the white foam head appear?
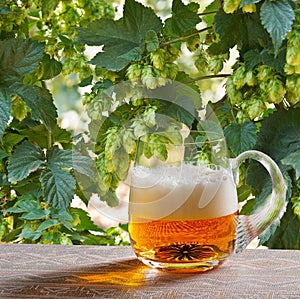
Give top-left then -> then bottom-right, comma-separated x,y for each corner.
129,163 -> 238,221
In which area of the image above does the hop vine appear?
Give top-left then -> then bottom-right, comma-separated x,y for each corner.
0,0 -> 115,78
226,64 -> 289,122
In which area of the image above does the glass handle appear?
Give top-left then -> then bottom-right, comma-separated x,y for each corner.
230,150 -> 287,253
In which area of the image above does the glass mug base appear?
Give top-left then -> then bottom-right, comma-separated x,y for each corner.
133,242 -> 233,273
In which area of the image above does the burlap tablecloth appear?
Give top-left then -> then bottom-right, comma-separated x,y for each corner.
0,244 -> 299,298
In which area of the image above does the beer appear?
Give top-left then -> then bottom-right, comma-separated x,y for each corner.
129,213 -> 237,264
129,164 -> 238,271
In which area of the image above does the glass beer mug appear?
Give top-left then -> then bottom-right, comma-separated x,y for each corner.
128,130 -> 287,273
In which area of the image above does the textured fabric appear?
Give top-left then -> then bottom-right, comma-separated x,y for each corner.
0,244 -> 299,298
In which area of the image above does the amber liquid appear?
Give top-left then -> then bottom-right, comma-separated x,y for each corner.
129,212 -> 238,270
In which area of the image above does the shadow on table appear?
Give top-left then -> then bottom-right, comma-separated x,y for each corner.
72,258 -> 198,287
1,258 -> 205,298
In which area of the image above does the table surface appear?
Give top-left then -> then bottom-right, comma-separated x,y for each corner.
0,244 -> 300,299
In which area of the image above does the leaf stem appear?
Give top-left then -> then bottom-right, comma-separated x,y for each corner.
198,10 -> 219,16
184,73 -> 231,84
47,130 -> 52,149
161,26 -> 213,46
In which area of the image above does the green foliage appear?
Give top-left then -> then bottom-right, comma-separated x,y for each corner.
240,0 -> 260,5
1,0 -> 300,249
0,89 -> 12,137
224,121 -> 257,156
0,39 -> 57,134
209,9 -> 270,55
77,0 -> 163,71
244,108 -> 300,246
77,0 -> 300,248
260,0 -> 295,53
262,202 -> 300,249
282,152 -> 300,180
254,108 -> 300,163
7,140 -> 45,182
0,0 -> 129,246
243,48 -> 286,74
163,0 -> 200,38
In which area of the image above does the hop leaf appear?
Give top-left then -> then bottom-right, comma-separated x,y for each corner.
0,39 -> 57,131
209,10 -> 269,55
0,38 -> 44,77
282,151 -> 300,180
40,168 -> 76,210
8,141 -> 45,183
260,0 -> 295,53
164,0 -> 200,39
0,87 -> 12,137
77,0 -> 163,72
224,121 -> 257,156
